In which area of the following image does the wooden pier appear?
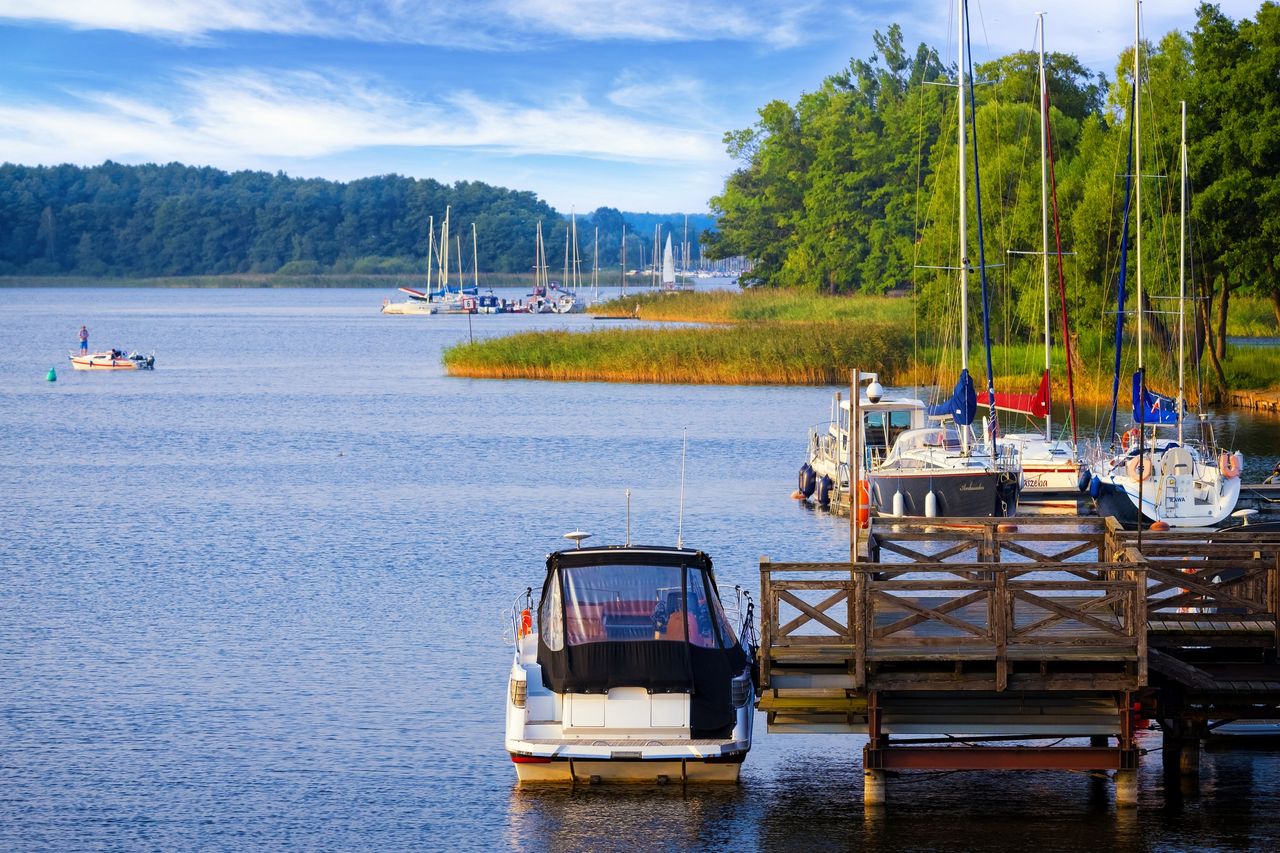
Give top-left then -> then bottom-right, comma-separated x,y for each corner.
757,516 -> 1280,806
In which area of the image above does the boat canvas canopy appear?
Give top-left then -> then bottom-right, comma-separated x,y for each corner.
1131,371 -> 1183,425
928,369 -> 978,425
536,547 -> 746,737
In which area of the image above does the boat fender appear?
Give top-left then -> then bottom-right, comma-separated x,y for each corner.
816,475 -> 833,507
798,464 -> 816,499
1077,469 -> 1092,493
1126,453 -> 1154,482
924,490 -> 938,518
1089,476 -> 1102,499
1220,452 -> 1242,480
1150,520 -> 1171,532
891,489 -> 905,517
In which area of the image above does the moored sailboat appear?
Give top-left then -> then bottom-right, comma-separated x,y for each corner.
1085,5 -> 1242,528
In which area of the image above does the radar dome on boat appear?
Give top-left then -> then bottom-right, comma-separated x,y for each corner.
562,531 -> 591,548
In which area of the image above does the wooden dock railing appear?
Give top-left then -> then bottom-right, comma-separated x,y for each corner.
869,516 -> 1107,565
759,559 -> 1146,692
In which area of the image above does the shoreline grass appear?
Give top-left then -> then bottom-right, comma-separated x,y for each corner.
444,321 -> 911,385
447,289 -> 1280,399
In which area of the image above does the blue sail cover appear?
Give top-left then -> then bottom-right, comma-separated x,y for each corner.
1131,372 -> 1183,424
929,369 -> 978,425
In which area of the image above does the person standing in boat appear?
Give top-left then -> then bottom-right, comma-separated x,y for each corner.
78,325 -> 88,354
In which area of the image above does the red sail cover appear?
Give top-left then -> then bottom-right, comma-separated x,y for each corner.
977,369 -> 1050,418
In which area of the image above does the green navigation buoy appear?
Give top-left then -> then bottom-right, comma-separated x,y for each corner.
46,366 -> 57,382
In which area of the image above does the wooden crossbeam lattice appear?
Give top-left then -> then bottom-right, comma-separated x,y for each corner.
775,588 -> 851,638
1009,589 -> 1128,637
1011,591 -> 1129,639
871,590 -> 990,638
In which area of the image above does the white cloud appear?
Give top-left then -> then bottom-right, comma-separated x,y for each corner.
899,1 -> 1267,72
0,68 -> 726,171
0,0 -> 826,47
607,69 -> 714,120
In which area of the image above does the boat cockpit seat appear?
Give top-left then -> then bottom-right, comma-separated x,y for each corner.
1160,446 -> 1195,479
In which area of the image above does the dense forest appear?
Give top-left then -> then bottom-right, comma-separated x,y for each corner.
0,161 -> 713,278
704,3 -> 1280,386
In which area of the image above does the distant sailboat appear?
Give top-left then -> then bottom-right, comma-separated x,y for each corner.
661,234 -> 676,291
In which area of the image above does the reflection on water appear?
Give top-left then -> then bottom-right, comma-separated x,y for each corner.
1,288 -> 1278,850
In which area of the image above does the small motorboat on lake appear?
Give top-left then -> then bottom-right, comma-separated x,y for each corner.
69,349 -> 154,370
504,537 -> 756,783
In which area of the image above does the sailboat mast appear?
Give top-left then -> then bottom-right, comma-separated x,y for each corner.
1039,13 -> 1052,442
1178,99 -> 1187,445
442,206 -> 450,292
683,214 -> 689,278
563,225 -> 570,288
620,224 -> 627,296
593,226 -> 599,301
456,235 -> 463,288
1134,0 -> 1144,370
472,222 -> 479,292
426,215 -> 434,292
957,0 -> 969,372
574,216 -> 581,291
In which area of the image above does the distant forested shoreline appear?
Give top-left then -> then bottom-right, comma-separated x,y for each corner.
0,161 -> 713,279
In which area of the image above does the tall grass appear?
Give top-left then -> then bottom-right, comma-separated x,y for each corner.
1226,295 -> 1279,338
444,321 -> 911,385
593,290 -> 914,325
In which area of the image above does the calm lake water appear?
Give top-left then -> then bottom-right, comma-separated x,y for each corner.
2,287 -> 1279,851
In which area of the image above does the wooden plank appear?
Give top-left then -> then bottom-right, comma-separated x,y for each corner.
873,589 -> 989,637
853,571 -> 867,691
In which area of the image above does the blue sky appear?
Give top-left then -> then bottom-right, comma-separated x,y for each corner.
0,1 -> 1262,212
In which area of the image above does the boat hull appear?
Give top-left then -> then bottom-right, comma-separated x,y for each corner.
69,354 -> 152,370
381,301 -> 437,315
870,470 -> 1020,518
511,754 -> 745,783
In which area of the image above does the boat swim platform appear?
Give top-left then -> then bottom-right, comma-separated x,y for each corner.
756,516 -> 1280,806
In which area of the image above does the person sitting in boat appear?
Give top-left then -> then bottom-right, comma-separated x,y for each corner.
110,348 -> 121,359
654,591 -> 716,647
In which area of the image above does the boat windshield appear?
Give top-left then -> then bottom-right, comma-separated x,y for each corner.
884,427 -> 963,463
541,563 -> 733,650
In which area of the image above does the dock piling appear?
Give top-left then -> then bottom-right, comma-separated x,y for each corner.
1115,768 -> 1139,807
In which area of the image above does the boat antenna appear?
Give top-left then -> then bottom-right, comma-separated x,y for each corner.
677,428 -> 688,549
625,488 -> 632,547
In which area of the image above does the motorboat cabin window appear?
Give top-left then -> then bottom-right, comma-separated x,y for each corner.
863,410 -> 916,462
539,569 -> 565,651
557,563 -> 723,648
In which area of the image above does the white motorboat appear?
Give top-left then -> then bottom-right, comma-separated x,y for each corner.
69,349 -> 154,370
504,539 -> 756,783
802,376 -> 1021,518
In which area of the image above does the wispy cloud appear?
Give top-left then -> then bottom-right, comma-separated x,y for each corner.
0,68 -> 726,171
0,0 -> 828,47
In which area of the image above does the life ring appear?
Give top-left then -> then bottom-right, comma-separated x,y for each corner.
1220,452 -> 1242,479
518,608 -> 532,638
1126,453 -> 1154,482
1121,427 -> 1140,450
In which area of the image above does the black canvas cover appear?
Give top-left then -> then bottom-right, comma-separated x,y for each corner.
536,545 -> 747,737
